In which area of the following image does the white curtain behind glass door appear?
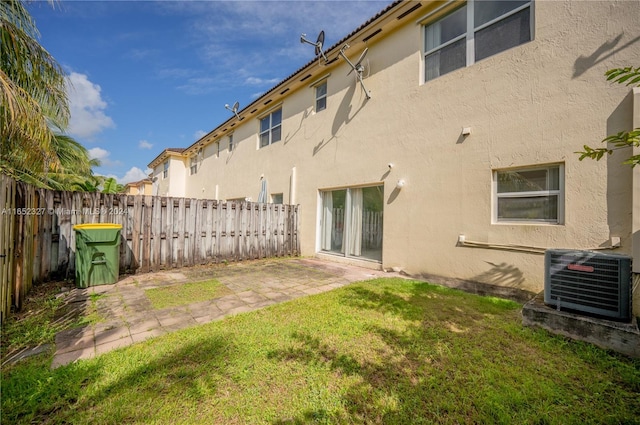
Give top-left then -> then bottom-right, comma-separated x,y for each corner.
321,191 -> 333,251
348,188 -> 363,256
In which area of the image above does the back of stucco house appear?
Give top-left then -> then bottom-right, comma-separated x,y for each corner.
148,0 -> 640,316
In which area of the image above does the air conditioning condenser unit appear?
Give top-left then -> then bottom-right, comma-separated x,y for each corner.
544,249 -> 632,322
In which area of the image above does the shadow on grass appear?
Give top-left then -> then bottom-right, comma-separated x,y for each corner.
2,334 -> 234,424
267,279 -> 640,424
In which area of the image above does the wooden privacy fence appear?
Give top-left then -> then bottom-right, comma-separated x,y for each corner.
0,174 -> 300,322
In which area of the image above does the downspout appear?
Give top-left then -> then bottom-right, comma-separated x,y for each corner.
290,166 -> 297,205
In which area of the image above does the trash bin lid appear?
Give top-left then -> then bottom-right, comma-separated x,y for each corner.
73,223 -> 122,230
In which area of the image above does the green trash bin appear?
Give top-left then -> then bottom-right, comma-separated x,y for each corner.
74,223 -> 122,288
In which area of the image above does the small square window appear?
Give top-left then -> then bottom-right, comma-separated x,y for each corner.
271,193 -> 283,204
315,81 -> 327,112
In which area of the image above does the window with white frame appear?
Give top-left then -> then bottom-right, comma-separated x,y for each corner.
494,164 -> 563,224
163,161 -> 168,179
424,0 -> 532,82
259,108 -> 282,148
190,156 -> 197,175
315,81 -> 327,112
228,134 -> 234,152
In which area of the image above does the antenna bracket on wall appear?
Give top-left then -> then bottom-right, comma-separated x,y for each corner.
300,30 -> 328,63
338,44 -> 371,99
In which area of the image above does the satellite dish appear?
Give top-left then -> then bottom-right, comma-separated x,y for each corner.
300,30 -> 328,63
315,30 -> 325,56
338,44 -> 371,99
225,101 -> 241,120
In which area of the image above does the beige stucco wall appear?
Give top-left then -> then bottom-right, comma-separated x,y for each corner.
150,166 -> 165,197
158,1 -> 639,302
152,156 -> 187,197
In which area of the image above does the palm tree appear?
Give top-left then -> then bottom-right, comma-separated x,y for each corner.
45,134 -> 102,190
1,0 -> 97,188
101,177 -> 125,194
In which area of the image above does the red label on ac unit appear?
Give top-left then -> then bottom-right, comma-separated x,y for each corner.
567,263 -> 594,272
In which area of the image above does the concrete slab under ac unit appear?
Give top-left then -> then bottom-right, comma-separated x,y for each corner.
522,292 -> 640,359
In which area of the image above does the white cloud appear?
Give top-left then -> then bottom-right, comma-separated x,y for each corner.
163,1 -> 387,96
119,167 -> 150,184
138,140 -> 153,149
66,72 -> 115,139
176,76 -> 218,95
88,147 -> 109,161
88,147 -> 121,167
245,76 -> 281,86
193,130 -> 207,141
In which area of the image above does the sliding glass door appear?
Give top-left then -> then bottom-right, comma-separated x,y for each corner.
320,185 -> 383,262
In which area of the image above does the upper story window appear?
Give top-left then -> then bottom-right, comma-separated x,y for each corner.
228,134 -> 234,152
163,161 -> 169,179
493,163 -> 563,224
190,156 -> 197,175
424,0 -> 532,82
259,108 -> 282,148
315,81 -> 327,112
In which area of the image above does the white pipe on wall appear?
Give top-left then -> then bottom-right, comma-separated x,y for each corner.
290,166 -> 297,205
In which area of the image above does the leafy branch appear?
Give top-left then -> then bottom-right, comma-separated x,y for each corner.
605,66 -> 640,86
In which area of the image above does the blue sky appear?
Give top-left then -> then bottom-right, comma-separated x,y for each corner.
28,0 -> 389,183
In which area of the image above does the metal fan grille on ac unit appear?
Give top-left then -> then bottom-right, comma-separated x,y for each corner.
544,249 -> 632,321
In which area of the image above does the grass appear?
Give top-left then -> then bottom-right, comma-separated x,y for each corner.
145,278 -> 232,309
1,281 -> 105,361
2,278 -> 639,424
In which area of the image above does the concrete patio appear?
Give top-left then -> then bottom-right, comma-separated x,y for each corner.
52,258 -> 397,368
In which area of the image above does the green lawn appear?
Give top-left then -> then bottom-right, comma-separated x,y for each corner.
2,278 -> 639,424
145,278 -> 233,309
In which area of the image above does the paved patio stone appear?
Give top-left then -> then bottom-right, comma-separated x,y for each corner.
236,290 -> 268,304
96,336 -> 133,355
56,325 -> 92,341
248,299 -> 278,309
55,333 -> 95,355
131,328 -> 166,343
215,295 -> 246,311
52,258 -> 399,368
189,303 -> 221,319
162,319 -> 198,332
52,349 -> 91,369
301,286 -> 327,295
156,313 -> 196,329
94,325 -> 131,346
226,305 -> 255,316
259,290 -> 292,301
128,317 -> 162,335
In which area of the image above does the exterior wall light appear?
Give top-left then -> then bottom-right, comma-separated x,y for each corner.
396,179 -> 405,189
